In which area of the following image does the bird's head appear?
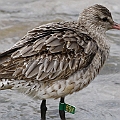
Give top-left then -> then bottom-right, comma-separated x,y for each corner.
78,4 -> 120,34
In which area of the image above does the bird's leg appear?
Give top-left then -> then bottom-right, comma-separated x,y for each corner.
40,99 -> 47,120
59,97 -> 66,120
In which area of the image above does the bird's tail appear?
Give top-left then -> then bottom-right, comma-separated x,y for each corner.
0,78 -> 42,99
0,61 -> 14,90
0,50 -> 15,90
0,79 -> 13,90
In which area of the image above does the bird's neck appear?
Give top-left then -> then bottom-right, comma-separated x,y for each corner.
78,24 -> 110,51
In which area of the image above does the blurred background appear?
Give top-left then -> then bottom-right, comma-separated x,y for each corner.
0,0 -> 120,120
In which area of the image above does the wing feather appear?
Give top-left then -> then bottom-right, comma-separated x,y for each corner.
0,22 -> 98,82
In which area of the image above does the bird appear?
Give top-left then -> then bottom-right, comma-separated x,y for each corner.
0,4 -> 120,120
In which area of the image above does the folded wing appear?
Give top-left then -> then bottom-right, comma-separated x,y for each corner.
0,22 -> 98,82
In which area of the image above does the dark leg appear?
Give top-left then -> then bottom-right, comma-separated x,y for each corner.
40,99 -> 47,120
59,97 -> 66,120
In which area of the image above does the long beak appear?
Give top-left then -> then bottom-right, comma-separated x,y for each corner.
112,22 -> 120,30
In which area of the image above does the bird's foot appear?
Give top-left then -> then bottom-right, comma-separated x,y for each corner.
40,99 -> 47,120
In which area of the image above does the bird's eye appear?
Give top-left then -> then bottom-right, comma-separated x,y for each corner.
102,17 -> 108,22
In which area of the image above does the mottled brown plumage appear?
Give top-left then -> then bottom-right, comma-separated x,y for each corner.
0,22 -> 97,82
0,4 -> 120,100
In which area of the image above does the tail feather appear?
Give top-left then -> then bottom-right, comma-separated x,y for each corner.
0,79 -> 42,99
0,54 -> 11,65
0,79 -> 13,90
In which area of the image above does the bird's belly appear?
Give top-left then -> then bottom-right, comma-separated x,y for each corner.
35,52 -> 104,99
4,52 -> 106,100
13,67 -> 99,100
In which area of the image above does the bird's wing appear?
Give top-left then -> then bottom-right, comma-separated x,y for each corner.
0,22 -> 98,82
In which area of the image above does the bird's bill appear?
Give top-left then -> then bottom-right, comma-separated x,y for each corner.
112,22 -> 120,30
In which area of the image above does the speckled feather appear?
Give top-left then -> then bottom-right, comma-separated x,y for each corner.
0,4 -> 111,99
0,22 -> 98,81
